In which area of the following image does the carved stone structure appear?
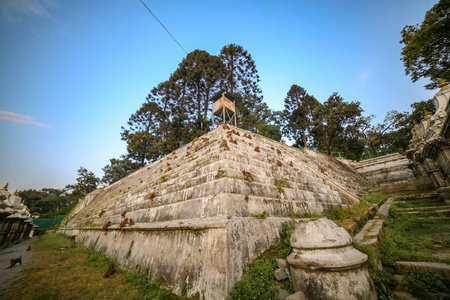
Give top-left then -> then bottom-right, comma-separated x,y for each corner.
287,218 -> 376,300
406,86 -> 450,200
350,153 -> 434,193
0,185 -> 33,247
60,124 -> 370,299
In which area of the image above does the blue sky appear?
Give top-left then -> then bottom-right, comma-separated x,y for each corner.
0,0 -> 438,192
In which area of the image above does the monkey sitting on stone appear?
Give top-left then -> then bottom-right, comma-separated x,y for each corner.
121,210 -> 127,218
128,218 -> 135,226
26,246 -> 31,251
104,264 -> 116,278
102,221 -> 112,235
119,218 -> 129,231
6,256 -> 22,269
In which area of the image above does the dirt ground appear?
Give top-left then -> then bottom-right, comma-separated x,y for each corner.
0,238 -> 36,298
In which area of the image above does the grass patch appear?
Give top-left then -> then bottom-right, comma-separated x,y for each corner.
274,178 -> 288,194
227,222 -> 294,300
4,233 -> 197,300
252,211 -> 267,219
362,192 -> 384,204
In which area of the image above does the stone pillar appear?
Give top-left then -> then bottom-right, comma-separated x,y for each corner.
436,146 -> 450,178
287,218 -> 376,300
424,158 -> 447,188
0,216 -> 13,246
6,219 -> 21,244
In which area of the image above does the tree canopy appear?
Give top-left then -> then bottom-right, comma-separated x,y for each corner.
400,0 -> 450,89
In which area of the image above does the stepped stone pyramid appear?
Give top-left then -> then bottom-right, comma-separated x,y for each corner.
60,124 -> 368,299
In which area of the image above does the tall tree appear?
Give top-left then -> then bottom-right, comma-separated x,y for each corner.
400,0 -> 450,89
311,93 -> 363,155
66,167 -> 99,197
121,101 -> 163,166
219,44 -> 265,132
361,111 -> 408,152
281,84 -> 319,148
171,49 -> 223,135
101,157 -> 141,185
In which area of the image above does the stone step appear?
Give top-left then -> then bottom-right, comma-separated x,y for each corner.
398,208 -> 450,216
397,205 -> 450,211
396,261 -> 450,283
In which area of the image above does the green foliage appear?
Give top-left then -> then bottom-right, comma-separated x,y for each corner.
215,167 -> 228,179
123,271 -> 181,300
402,272 -> 448,297
362,192 -> 384,204
281,84 -> 319,148
102,157 -> 141,185
274,178 -> 288,194
66,166 -> 100,197
228,256 -> 277,300
19,188 -> 78,218
252,211 -> 267,219
400,0 -> 450,89
311,92 -> 363,156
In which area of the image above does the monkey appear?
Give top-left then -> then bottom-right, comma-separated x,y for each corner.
102,221 -> 112,235
220,139 -> 230,151
186,151 -> 191,156
277,149 -> 282,155
167,167 -> 172,172
174,156 -> 178,159
149,192 -> 156,199
194,146 -> 199,152
128,218 -> 135,226
192,137 -> 199,145
271,147 -> 274,150
222,123 -> 230,130
104,264 -> 116,278
6,256 -> 21,269
201,137 -> 209,142
99,210 -> 106,217
69,235 -> 77,244
289,161 -> 294,167
139,178 -> 143,184
254,147 -> 260,152
203,141 -> 210,148
243,133 -> 252,139
277,161 -> 282,167
242,171 -> 254,182
119,218 -> 129,231
121,210 -> 127,218
26,246 -> 31,251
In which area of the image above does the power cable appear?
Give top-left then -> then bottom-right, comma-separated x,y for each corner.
138,0 -> 188,54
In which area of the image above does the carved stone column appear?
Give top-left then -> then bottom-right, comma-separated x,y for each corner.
287,218 -> 376,300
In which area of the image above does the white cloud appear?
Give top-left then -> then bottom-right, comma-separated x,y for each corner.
1,0 -> 60,23
0,110 -> 49,128
360,71 -> 370,83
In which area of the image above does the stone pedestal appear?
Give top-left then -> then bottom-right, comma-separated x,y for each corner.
287,218 -> 376,300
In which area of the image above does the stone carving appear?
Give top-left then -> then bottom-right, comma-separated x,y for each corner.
1,183 -> 8,191
406,85 -> 450,200
0,185 -> 33,247
287,218 -> 376,300
438,78 -> 449,91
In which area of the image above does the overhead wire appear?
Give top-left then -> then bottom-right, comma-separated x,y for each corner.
138,0 -> 188,54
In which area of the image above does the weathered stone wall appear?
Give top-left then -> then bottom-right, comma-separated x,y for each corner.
60,124 -> 370,299
351,153 -> 433,193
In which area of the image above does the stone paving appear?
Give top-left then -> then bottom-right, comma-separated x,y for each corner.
0,237 -> 35,298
